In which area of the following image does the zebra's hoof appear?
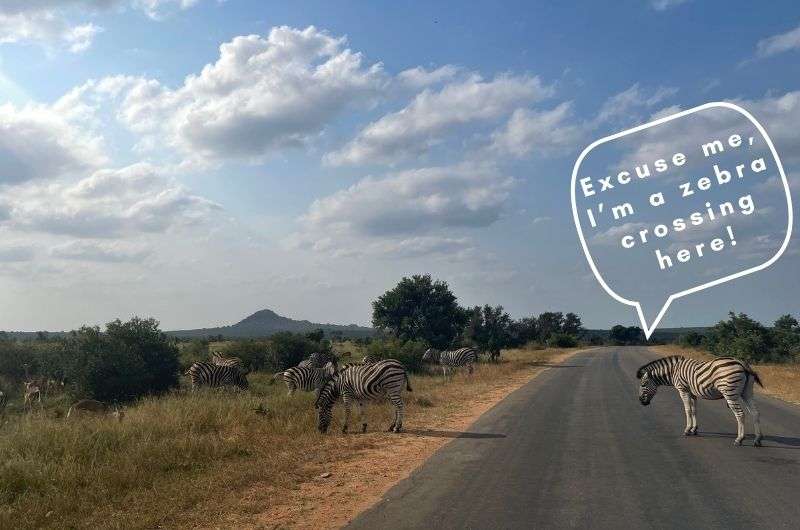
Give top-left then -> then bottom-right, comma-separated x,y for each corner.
393,427 -> 403,434
362,423 -> 367,433
342,426 -> 348,434
754,438 -> 763,447
733,439 -> 743,446
683,430 -> 692,436
690,428 -> 698,436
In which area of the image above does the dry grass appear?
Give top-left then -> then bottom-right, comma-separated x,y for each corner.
651,344 -> 800,405
0,345 -> 579,530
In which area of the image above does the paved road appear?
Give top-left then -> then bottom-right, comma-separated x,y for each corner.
346,347 -> 800,530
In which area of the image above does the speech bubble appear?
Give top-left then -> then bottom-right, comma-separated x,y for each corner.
571,101 -> 793,339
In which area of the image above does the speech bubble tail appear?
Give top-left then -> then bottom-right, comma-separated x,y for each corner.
634,298 -> 674,341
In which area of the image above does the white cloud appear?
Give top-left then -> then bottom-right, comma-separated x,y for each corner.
592,222 -> 648,246
489,102 -> 586,158
96,26 -> 386,162
0,102 -> 106,185
756,23 -> 800,59
50,240 -> 151,262
0,1 -> 201,53
650,0 -> 691,11
595,83 -> 678,125
290,163 -> 515,257
396,65 -> 460,89
325,74 -> 552,166
6,163 -> 221,238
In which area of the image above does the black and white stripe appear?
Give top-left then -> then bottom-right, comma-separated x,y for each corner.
275,365 -> 335,396
422,347 -> 478,376
0,391 -> 6,413
315,359 -> 412,434
637,355 -> 764,446
298,351 -> 337,369
186,362 -> 249,390
211,353 -> 243,369
361,354 -> 379,364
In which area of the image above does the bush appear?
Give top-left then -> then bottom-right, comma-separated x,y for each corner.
678,331 -> 705,348
220,333 -> 325,372
365,338 -> 427,373
705,312 -> 779,362
548,333 -> 577,348
66,317 -> 180,403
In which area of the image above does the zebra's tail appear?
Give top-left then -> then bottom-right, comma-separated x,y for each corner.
743,361 -> 764,388
405,372 -> 413,392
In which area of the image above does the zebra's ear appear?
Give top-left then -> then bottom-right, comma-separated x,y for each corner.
636,367 -> 647,379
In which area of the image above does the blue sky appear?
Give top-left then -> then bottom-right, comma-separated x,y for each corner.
0,0 -> 798,331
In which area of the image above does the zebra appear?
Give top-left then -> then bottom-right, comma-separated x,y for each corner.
315,359 -> 412,434
637,355 -> 764,446
211,352 -> 243,369
422,347 -> 478,376
0,391 -> 6,415
274,364 -> 336,396
298,351 -> 337,369
361,353 -> 380,364
186,362 -> 249,390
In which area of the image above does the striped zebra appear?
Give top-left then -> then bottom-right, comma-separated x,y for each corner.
422,347 -> 478,376
186,362 -> 249,390
361,353 -> 379,364
315,359 -> 412,434
211,352 -> 243,369
637,355 -> 764,446
274,364 -> 336,396
0,391 -> 6,415
298,351 -> 337,369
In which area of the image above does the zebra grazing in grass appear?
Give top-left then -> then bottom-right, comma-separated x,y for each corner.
637,355 -> 764,446
186,362 -> 249,390
422,347 -> 478,376
315,359 -> 412,434
274,364 -> 336,396
211,352 -> 244,369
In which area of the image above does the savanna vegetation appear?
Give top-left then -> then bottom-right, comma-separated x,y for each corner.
0,274 -> 588,529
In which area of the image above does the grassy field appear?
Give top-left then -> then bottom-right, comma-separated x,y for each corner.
0,343 -> 577,529
651,344 -> 800,405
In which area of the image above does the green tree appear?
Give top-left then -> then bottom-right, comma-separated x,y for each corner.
562,313 -> 584,336
372,275 -> 465,349
536,312 -> 564,341
306,329 -> 325,342
706,312 -> 777,362
463,305 -> 514,361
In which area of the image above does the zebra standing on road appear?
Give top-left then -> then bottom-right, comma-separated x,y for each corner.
315,359 -> 412,434
186,362 -> 249,390
274,364 -> 336,396
637,355 -> 764,446
422,347 -> 478,376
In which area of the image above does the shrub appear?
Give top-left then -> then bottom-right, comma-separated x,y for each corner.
705,312 -> 778,362
548,333 -> 577,348
365,338 -> 427,373
66,317 -> 180,403
678,331 -> 705,348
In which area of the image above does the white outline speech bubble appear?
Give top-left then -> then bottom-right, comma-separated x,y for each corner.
571,101 -> 794,339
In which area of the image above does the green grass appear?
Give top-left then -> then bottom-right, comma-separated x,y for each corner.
0,345 -> 575,529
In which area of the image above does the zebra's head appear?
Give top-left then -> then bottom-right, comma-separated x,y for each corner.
315,377 -> 340,433
422,348 -> 439,363
637,369 -> 657,406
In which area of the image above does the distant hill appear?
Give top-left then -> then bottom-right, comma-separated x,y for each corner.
166,308 -> 375,339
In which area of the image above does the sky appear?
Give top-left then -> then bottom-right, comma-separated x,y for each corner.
0,0 -> 799,331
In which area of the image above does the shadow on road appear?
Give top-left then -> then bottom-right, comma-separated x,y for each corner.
700,431 -> 800,448
402,429 -> 506,439
529,363 -> 584,368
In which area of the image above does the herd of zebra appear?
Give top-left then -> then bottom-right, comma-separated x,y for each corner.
185,347 -> 479,433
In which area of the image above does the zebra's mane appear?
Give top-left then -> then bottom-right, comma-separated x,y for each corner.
635,355 -> 684,379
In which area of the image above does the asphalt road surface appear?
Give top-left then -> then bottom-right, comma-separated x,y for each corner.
346,347 -> 800,530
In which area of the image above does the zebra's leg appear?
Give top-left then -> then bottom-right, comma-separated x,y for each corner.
678,390 -> 693,436
358,401 -> 367,433
467,363 -> 474,375
743,380 -> 762,447
387,393 -> 404,433
342,395 -> 352,434
688,396 -> 698,435
442,365 -> 447,378
724,394 -> 746,445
